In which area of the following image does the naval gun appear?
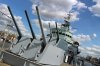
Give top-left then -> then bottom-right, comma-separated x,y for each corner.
7,6 -> 22,44
7,6 -> 37,55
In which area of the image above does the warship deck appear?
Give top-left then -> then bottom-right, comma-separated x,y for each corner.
60,63 -> 72,66
0,60 -> 10,66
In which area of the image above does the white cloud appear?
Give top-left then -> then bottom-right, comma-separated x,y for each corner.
0,3 -> 11,17
73,34 -> 91,42
92,45 -> 100,49
79,45 -> 100,58
32,19 -> 61,32
0,3 -> 31,37
72,33 -> 97,42
36,34 -> 41,39
69,11 -> 79,22
93,0 -> 100,3
31,0 -> 87,39
89,0 -> 100,17
31,0 -> 86,22
69,27 -> 77,33
76,1 -> 87,10
32,19 -> 63,39
93,33 -> 97,37
14,16 -> 28,33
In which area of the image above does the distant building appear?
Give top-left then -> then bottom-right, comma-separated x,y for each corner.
86,56 -> 92,61
0,31 -> 17,42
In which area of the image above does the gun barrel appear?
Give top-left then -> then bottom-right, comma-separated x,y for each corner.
7,6 -> 22,37
25,10 -> 36,39
36,6 -> 46,46
55,22 -> 59,43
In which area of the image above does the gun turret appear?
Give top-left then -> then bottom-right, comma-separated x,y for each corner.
7,6 -> 22,43
25,10 -> 36,40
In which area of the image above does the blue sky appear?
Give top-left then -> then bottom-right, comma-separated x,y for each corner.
0,0 -> 36,31
0,0 -> 40,35
0,0 -> 100,57
72,0 -> 100,46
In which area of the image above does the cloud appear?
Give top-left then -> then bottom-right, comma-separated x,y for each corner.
75,33 -> 99,58
68,11 -> 79,22
69,27 -> 77,33
76,1 -> 87,10
14,16 -> 28,34
89,0 -> 100,17
32,19 -> 61,32
93,33 -> 97,38
0,3 -> 31,37
31,0 -> 88,39
92,44 -> 100,49
31,0 -> 87,22
36,34 -> 41,39
0,3 -> 16,33
72,33 -> 97,42
79,45 -> 100,57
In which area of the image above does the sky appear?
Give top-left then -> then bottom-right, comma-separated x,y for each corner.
0,0 -> 100,57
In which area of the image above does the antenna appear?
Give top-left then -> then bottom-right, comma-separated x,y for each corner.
7,6 -> 22,43
36,6 -> 46,46
25,10 -> 36,40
